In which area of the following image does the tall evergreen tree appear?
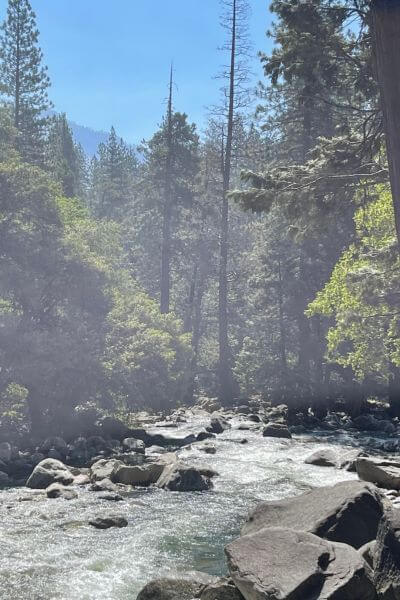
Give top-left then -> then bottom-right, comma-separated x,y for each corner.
46,113 -> 85,198
0,0 -> 51,164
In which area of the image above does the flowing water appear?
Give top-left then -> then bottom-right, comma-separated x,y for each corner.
0,415 -> 371,600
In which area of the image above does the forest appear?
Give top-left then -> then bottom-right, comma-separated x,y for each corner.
0,0 -> 399,442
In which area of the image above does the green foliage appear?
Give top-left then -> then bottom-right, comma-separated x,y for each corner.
308,185 -> 400,382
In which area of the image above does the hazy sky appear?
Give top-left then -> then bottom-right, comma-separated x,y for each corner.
0,1 -> 274,143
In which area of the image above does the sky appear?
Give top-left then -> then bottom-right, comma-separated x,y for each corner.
0,1 -> 274,144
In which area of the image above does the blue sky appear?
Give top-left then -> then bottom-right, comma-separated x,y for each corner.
0,1 -> 274,143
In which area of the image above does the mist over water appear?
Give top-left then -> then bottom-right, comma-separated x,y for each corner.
0,416 -> 359,600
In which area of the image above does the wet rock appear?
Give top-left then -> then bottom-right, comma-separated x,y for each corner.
89,458 -> 124,482
373,508 -> 400,598
112,462 -> 165,486
90,478 -> 118,493
156,462 -> 213,492
357,457 -> 400,490
26,458 -> 74,489
0,471 -> 9,486
196,431 -> 216,442
96,416 -> 130,440
88,515 -> 128,529
247,414 -> 261,423
197,397 -> 222,413
242,480 -> 383,549
112,452 -> 145,466
354,414 -> 395,434
262,422 -> 292,439
304,448 -> 338,467
200,577 -> 244,600
0,442 -> 12,463
122,438 -> 145,454
337,449 -> 367,472
226,527 -> 376,600
86,435 -> 111,452
98,493 -> 123,502
137,573 -> 219,600
197,443 -> 217,455
46,483 -> 78,500
207,417 -> 230,434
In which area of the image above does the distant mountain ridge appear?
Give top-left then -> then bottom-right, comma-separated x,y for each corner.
68,120 -> 109,156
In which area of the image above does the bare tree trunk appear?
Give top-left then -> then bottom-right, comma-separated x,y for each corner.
371,0 -> 400,247
160,67 -> 173,313
218,0 -> 238,403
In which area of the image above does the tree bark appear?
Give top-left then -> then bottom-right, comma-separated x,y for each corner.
371,0 -> 400,248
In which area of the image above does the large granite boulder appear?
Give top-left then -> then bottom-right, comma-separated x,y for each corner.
200,578 -> 244,600
304,449 -> 337,467
112,462 -> 165,486
242,480 -> 383,549
357,457 -> 400,490
156,462 -> 213,492
262,423 -> 292,439
226,527 -> 376,600
26,458 -> 74,489
46,483 -> 78,500
122,438 -> 145,454
137,573 -> 219,600
207,417 -> 230,434
373,508 -> 400,598
97,416 -> 130,440
338,449 -> 367,472
89,458 -> 124,482
88,515 -> 128,529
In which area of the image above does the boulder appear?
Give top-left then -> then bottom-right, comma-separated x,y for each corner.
122,438 -> 145,454
338,449 -> 367,472
88,515 -> 128,529
353,414 -> 396,434
46,483 -> 78,500
137,573 -> 219,600
359,540 -> 376,569
197,443 -> 217,455
373,508 -> 400,598
40,437 -> 67,456
98,493 -> 123,502
0,442 -> 12,463
26,458 -> 74,489
357,457 -> 400,490
112,462 -> 165,486
156,462 -> 213,492
225,527 -> 376,600
242,480 -> 383,549
304,448 -> 337,467
89,458 -> 124,482
0,471 -> 9,486
97,416 -> 130,440
247,414 -> 261,423
200,578 -> 244,600
207,417 -> 230,434
90,478 -> 119,493
113,452 -> 145,466
196,431 -> 216,442
262,423 -> 292,439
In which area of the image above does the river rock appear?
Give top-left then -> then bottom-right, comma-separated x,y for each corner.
242,480 -> 383,549
353,414 -> 396,434
137,573 -> 219,600
112,462 -> 165,486
0,442 -> 12,463
156,462 -> 213,491
26,458 -> 74,489
40,437 -> 68,456
247,414 -> 261,423
197,442 -> 217,455
122,438 -> 145,454
304,448 -> 338,467
207,417 -> 230,434
88,515 -> 128,529
46,483 -> 78,500
357,457 -> 400,490
196,431 -> 216,442
337,449 -> 367,472
0,471 -> 9,486
90,478 -> 119,493
373,508 -> 400,598
89,458 -> 124,482
113,452 -> 145,466
225,527 -> 376,600
262,422 -> 292,439
200,578 -> 244,600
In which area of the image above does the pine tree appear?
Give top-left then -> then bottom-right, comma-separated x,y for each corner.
46,113 -> 84,197
0,0 -> 51,164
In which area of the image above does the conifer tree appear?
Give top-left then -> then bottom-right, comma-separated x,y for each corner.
0,0 -> 51,164
46,113 -> 84,198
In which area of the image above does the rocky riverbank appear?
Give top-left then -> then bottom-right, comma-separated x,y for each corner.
1,401 -> 400,598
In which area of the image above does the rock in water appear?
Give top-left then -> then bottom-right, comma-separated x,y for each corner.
156,463 -> 213,492
89,458 -> 124,482
356,457 -> 400,490
304,449 -> 337,467
242,480 -> 383,549
262,423 -> 292,439
46,483 -> 78,500
137,573 -> 219,600
207,417 -> 230,434
89,515 -> 128,529
112,462 -> 165,486
373,508 -> 400,598
226,528 -> 376,600
200,578 -> 244,599
122,438 -> 145,454
26,459 -> 74,489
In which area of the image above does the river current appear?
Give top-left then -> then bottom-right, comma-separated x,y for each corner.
0,414 -> 369,600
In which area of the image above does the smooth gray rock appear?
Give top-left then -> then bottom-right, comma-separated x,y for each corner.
359,540 -> 376,569
90,478 -> 118,493
357,457 -> 400,490
156,462 -> 213,492
226,527 -> 376,600
97,416 -> 130,440
46,483 -> 78,500
304,449 -> 338,467
200,578 -> 244,600
242,480 -> 383,549
338,449 -> 367,472
26,459 -> 74,489
197,443 -> 217,455
112,462 -> 165,486
137,573 -> 219,600
262,423 -> 292,439
373,508 -> 400,598
207,417 -> 230,434
122,438 -> 145,454
89,458 -> 124,482
89,515 -> 127,529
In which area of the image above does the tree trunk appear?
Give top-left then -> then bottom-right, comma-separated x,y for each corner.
277,260 -> 287,379
160,67 -> 174,313
371,0 -> 400,247
218,0 -> 238,404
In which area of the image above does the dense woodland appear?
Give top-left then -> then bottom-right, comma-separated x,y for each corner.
0,0 -> 399,439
